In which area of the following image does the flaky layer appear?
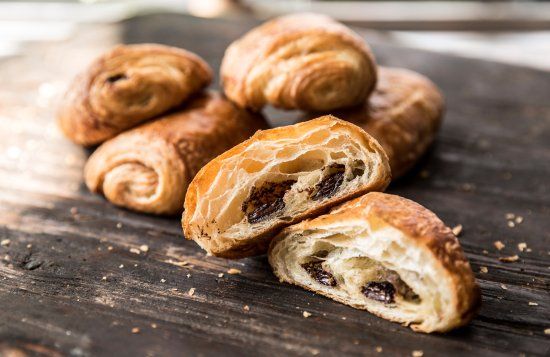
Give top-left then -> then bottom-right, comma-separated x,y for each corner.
221,13 -> 377,112
183,116 -> 391,258
269,192 -> 480,333
58,44 -> 212,146
85,92 -> 266,215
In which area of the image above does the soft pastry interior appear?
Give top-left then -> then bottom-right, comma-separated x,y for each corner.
269,193 -> 480,333
183,116 -> 390,258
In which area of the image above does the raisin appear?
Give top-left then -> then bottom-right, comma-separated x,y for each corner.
301,261 -> 337,286
242,180 -> 296,224
106,74 -> 127,83
311,164 -> 345,201
362,281 -> 396,304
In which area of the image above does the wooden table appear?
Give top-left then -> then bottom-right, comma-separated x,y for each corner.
0,13 -> 548,357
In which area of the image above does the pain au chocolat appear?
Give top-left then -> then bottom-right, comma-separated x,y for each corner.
220,13 -> 377,112
183,116 -> 391,259
269,192 -> 480,333
58,44 -> 212,146
85,92 -> 267,215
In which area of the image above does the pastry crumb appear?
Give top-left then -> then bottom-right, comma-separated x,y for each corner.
375,346 -> 383,353
119,264 -> 124,269
70,207 -> 78,215
188,288 -> 195,296
101,276 -> 107,281
186,273 -> 191,278
107,246 -> 113,251
412,351 -> 423,357
310,348 -> 320,356
243,305 -> 250,311
480,266 -> 488,274
129,247 -> 141,255
494,241 -> 505,250
507,221 -> 515,228
499,255 -> 519,263
116,222 -> 122,229
545,328 -> 550,335
482,250 -> 489,255
515,216 -> 523,224
131,327 -> 140,334
505,213 -> 515,220
500,284 -> 508,290
0,239 -> 10,247
151,323 -> 157,329
452,224 -> 463,236
528,302 -> 538,306
218,273 -> 224,278
160,279 -> 166,283
303,311 -> 312,318
166,259 -> 189,267
227,268 -> 242,275
517,242 -> 527,252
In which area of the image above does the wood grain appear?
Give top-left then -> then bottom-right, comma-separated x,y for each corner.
0,13 -> 549,357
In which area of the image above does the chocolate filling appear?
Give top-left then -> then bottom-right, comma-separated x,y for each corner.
106,73 -> 127,83
311,164 -> 345,201
242,180 -> 296,224
301,261 -> 337,286
362,281 -> 396,304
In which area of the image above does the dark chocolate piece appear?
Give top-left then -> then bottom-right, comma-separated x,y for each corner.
362,281 -> 396,304
243,180 -> 296,224
301,261 -> 337,286
311,164 -> 345,200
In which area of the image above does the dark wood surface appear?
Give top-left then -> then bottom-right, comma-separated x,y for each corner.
1,13 -> 549,357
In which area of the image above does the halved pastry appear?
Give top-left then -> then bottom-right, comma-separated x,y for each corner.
58,43 -> 212,146
85,92 -> 266,215
183,116 -> 391,258
332,67 -> 444,178
220,13 -> 377,112
268,192 -> 480,333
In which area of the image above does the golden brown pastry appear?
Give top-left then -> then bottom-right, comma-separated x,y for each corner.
269,192 -> 480,333
85,92 -> 267,215
220,13 -> 377,112
183,116 -> 391,259
331,67 -> 444,178
58,44 -> 213,146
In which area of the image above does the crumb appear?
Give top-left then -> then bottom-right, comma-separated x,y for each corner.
218,273 -> 224,278
480,266 -> 488,274
375,346 -> 383,353
1,239 -> 10,247
525,248 -> 532,253
518,243 -> 527,252
70,207 -> 78,215
160,279 -> 166,283
101,276 -> 107,281
341,317 -> 346,320
482,250 -> 489,255
499,255 -> 519,263
134,264 -> 138,267
505,213 -> 515,220
461,183 -> 474,192
545,328 -> 550,335
227,268 -> 242,275
452,224 -> 463,236
151,323 -> 157,329
243,305 -> 250,311
131,327 -> 140,334
507,221 -> 515,228
166,259 -> 189,267
26,244 -> 32,249
171,288 -> 178,292
353,340 -> 359,345
116,222 -> 122,229
107,246 -> 113,251
186,274 -> 191,278
188,288 -> 195,296
119,264 -> 124,269
500,284 -> 508,290
515,216 -> 523,224
303,311 -> 312,318
129,248 -> 141,255
412,351 -> 423,357
528,302 -> 538,306
494,241 -> 505,250
310,349 -> 320,356
139,245 -> 149,253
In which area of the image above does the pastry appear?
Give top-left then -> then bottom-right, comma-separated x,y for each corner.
183,116 -> 391,258
268,192 -> 480,333
331,67 -> 444,178
85,92 -> 267,215
58,43 -> 212,146
220,13 -> 377,112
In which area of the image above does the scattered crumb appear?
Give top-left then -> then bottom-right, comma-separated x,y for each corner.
119,264 -> 124,269
461,183 -> 474,192
500,284 -> 508,290
310,349 -> 320,356
70,207 -> 78,215
528,302 -> 538,306
303,311 -> 312,318
526,248 -> 532,253
494,241 -> 505,250
166,259 -> 189,267
517,243 -> 527,252
515,216 -> 523,224
505,213 -> 515,220
160,279 -> 166,283
480,266 -> 488,274
151,323 -> 157,329
341,317 -> 346,320
243,305 -> 250,311
218,273 -> 224,278
452,224 -> 463,236
116,222 -> 122,229
134,264 -> 138,267
101,276 -> 107,281
482,250 -> 489,255
188,288 -> 195,296
131,327 -> 140,334
171,288 -> 178,292
26,244 -> 32,249
186,274 -> 191,278
375,346 -> 383,353
139,245 -> 149,253
545,328 -> 550,335
1,239 -> 10,247
129,248 -> 141,255
107,246 -> 113,251
507,221 -> 515,228
227,268 -> 242,275
499,255 -> 519,263
412,351 -> 424,357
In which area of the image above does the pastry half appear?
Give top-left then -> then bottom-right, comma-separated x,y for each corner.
221,13 -> 377,112
183,116 -> 391,258
332,67 -> 444,178
269,192 -> 480,333
58,43 -> 212,146
85,92 -> 266,215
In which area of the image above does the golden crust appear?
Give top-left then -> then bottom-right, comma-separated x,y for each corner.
331,67 -> 445,178
220,13 -> 377,111
183,115 -> 391,259
58,43 -> 213,146
269,192 -> 480,332
85,91 -> 267,215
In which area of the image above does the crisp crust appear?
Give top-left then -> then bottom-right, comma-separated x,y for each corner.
183,115 -> 391,258
84,91 -> 267,215
269,192 -> 481,332
330,67 -> 445,178
220,13 -> 377,111
58,43 -> 213,146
